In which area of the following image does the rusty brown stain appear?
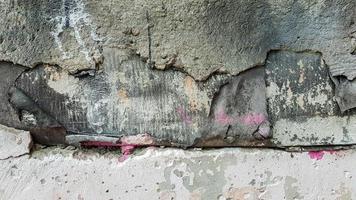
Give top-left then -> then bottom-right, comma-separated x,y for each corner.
118,89 -> 129,104
189,191 -> 202,200
184,76 -> 199,111
43,65 -> 62,81
225,186 -> 260,200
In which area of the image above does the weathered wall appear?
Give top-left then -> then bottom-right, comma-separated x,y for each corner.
1,0 -> 356,147
1,1 -> 356,199
0,147 -> 355,200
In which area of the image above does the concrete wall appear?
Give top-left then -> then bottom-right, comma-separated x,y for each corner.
0,0 -> 356,147
0,147 -> 354,200
1,1 -> 356,199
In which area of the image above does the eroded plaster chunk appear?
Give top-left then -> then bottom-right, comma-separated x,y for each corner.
0,62 -> 27,129
0,0 -> 102,72
8,87 -> 67,145
13,48 -> 270,147
207,67 -> 270,142
332,76 -> 356,113
266,51 -> 338,122
266,51 -> 356,146
0,124 -> 32,159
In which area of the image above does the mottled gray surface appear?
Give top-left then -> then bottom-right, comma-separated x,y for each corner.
0,124 -> 32,159
13,48 -> 269,146
266,51 -> 338,122
0,0 -> 356,147
266,51 -> 356,146
1,0 -> 355,80
0,0 -> 102,72
0,62 -> 26,129
333,76 -> 356,113
1,147 -> 356,200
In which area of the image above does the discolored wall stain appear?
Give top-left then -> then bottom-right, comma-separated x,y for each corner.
284,176 -> 304,200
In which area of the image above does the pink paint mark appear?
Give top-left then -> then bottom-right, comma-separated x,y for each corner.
241,113 -> 266,126
308,150 -> 340,160
80,134 -> 158,163
308,151 -> 325,160
118,143 -> 136,162
80,140 -> 138,162
258,126 -> 270,138
176,107 -> 192,125
215,109 -> 234,125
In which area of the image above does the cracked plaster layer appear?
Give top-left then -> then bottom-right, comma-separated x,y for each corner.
0,124 -> 32,159
12,48 -> 269,146
0,147 -> 355,200
1,0 -> 356,146
0,0 -> 355,80
10,49 -> 356,147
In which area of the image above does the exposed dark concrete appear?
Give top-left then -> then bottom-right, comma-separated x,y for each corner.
0,62 -> 27,129
266,51 -> 339,123
1,0 -> 356,147
333,76 -> 356,113
12,49 -> 270,146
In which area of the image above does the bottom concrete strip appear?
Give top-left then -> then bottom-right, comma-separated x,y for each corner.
272,116 -> 356,146
0,147 -> 354,200
0,124 -> 32,159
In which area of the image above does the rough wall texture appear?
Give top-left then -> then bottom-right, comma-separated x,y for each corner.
2,1 -> 356,199
0,124 -> 32,159
0,0 -> 356,147
0,147 -> 355,200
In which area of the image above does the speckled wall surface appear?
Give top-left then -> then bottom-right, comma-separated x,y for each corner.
1,1 -> 356,198
1,0 -> 356,147
0,147 -> 354,200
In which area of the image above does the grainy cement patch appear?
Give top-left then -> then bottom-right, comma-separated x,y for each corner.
0,124 -> 32,159
0,147 -> 354,200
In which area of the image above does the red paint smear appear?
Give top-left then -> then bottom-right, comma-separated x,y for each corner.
176,107 -> 193,125
308,150 -> 338,160
241,113 -> 266,126
308,151 -> 325,160
118,143 -> 136,162
215,109 -> 234,125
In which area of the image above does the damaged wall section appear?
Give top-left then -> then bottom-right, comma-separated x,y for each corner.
2,49 -> 356,147
0,0 -> 356,149
266,51 -> 356,146
2,47 -> 356,148
10,48 -> 270,147
0,62 -> 27,129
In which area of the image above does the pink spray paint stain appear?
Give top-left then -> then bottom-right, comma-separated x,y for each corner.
118,143 -> 136,162
308,151 -> 325,160
176,107 -> 192,125
215,109 -> 234,125
241,113 -> 266,126
308,150 -> 339,160
80,141 -> 136,162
